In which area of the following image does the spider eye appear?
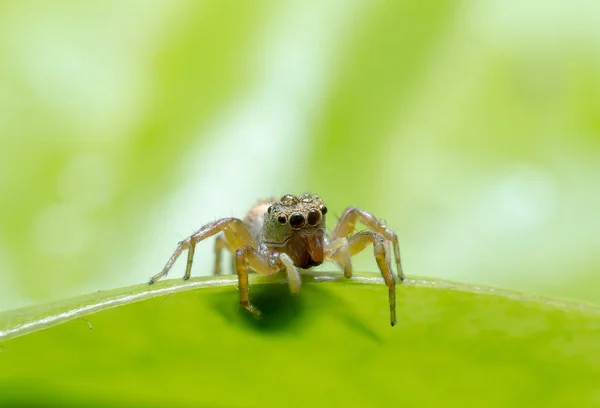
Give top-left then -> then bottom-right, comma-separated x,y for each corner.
320,206 -> 328,215
277,214 -> 287,224
267,206 -> 272,214
289,213 -> 305,229
307,209 -> 321,225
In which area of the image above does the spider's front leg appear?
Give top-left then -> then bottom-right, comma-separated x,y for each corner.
326,207 -> 404,326
149,217 -> 286,318
326,231 -> 397,326
234,246 -> 290,317
330,207 -> 404,281
148,217 -> 256,284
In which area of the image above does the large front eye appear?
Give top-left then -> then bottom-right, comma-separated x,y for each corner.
267,206 -> 272,214
289,213 -> 305,229
307,209 -> 321,225
277,214 -> 287,224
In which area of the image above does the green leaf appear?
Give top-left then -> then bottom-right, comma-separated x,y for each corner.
1,272 -> 599,407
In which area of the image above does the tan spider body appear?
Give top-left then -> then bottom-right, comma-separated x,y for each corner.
149,193 -> 404,326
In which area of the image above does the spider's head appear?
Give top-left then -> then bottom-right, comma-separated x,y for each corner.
262,193 -> 327,268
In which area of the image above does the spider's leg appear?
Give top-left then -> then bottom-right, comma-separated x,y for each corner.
325,237 -> 352,278
345,231 -> 397,327
235,246 -> 280,317
149,217 -> 256,284
326,236 -> 391,278
384,240 -> 392,270
331,207 -> 404,281
214,234 -> 236,276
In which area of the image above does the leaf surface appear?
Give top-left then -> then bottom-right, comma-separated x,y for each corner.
1,272 -> 599,407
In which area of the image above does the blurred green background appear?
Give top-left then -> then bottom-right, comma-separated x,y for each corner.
1,0 -> 599,312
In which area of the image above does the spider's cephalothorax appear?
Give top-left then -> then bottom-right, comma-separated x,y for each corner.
260,193 -> 328,269
148,192 -> 404,326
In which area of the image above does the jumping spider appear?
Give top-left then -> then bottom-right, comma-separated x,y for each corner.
148,193 -> 404,326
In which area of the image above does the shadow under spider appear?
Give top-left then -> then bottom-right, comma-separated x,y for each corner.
210,280 -> 383,343
211,282 -> 305,333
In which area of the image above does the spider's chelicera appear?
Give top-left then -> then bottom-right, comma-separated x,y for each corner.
148,193 -> 404,326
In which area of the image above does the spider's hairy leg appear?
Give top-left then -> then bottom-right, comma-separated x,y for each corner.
331,207 -> 404,281
384,240 -> 392,270
346,231 -> 397,327
279,253 -> 302,295
325,237 -> 353,278
235,246 -> 280,317
326,236 -> 391,280
214,235 -> 235,276
148,218 -> 256,284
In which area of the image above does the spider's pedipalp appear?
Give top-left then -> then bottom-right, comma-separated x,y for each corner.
280,252 -> 301,295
